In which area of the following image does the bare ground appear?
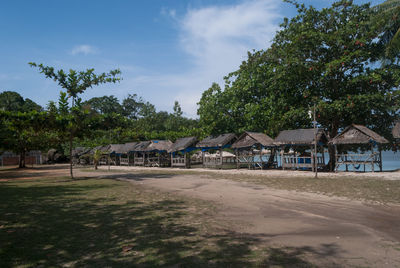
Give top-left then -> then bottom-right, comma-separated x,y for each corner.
2,164 -> 400,267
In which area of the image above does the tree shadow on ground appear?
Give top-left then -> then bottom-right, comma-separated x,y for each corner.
0,178 -> 339,267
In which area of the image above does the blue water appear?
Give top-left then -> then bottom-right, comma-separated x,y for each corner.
253,150 -> 400,172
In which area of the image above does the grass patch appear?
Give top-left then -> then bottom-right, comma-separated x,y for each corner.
0,176 -> 314,267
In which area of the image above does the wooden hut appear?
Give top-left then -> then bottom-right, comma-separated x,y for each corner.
144,140 -> 173,167
274,128 -> 329,171
72,147 -> 91,165
89,145 -> 111,165
107,144 -> 126,165
119,142 -> 138,166
132,141 -> 151,166
330,124 -> 388,172
196,133 -> 237,169
169,137 -> 198,168
232,132 -> 276,169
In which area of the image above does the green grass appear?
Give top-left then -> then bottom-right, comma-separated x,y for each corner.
0,176 -> 314,267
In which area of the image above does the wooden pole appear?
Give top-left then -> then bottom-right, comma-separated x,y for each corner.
371,144 -> 374,173
313,104 -> 318,178
379,146 -> 383,172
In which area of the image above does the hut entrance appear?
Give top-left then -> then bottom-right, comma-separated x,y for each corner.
331,124 -> 388,172
169,137 -> 198,168
196,133 -> 237,169
274,129 -> 329,171
231,132 -> 276,169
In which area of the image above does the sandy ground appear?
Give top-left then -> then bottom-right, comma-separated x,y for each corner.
2,164 -> 400,266
101,164 -> 400,180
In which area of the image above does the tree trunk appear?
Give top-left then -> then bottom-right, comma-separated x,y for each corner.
266,148 -> 276,168
69,132 -> 74,179
19,150 -> 26,168
327,123 -> 339,171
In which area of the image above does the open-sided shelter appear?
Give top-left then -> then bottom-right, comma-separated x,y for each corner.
330,124 -> 388,172
231,132 -> 276,169
89,145 -> 111,165
107,144 -> 126,165
169,137 -> 198,168
71,147 -> 91,165
196,133 -> 237,168
143,140 -> 173,167
118,142 -> 138,166
131,141 -> 151,166
274,128 -> 329,171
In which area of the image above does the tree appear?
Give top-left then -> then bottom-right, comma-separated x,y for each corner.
198,0 -> 400,170
372,0 -> 400,60
0,111 -> 50,168
84,95 -> 122,115
29,63 -> 121,178
0,91 -> 42,112
173,101 -> 183,117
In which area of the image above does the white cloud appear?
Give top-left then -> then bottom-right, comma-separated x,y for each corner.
175,0 -> 281,116
70,45 -> 97,55
120,0 -> 282,118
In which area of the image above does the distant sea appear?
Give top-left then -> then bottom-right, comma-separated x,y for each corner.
272,150 -> 400,172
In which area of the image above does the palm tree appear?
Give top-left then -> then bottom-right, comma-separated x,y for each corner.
93,149 -> 104,170
373,0 -> 400,60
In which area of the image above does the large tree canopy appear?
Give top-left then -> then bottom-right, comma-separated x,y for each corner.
197,0 -> 400,169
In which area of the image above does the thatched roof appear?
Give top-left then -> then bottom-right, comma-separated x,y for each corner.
393,121 -> 400,139
196,133 -> 237,148
120,142 -> 138,153
330,124 -> 388,145
231,132 -> 274,149
131,141 -> 151,152
72,147 -> 91,157
169,137 -> 197,153
274,128 -> 328,146
144,140 -> 173,152
89,145 -> 111,154
107,144 -> 126,154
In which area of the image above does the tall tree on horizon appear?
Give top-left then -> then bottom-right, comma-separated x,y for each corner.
29,63 -> 121,178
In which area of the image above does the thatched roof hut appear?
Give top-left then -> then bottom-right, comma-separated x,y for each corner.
274,128 -> 329,146
143,140 -> 172,152
196,133 -> 237,149
330,124 -> 388,145
107,144 -> 126,155
89,145 -> 111,154
169,137 -> 197,153
231,132 -> 274,149
120,142 -> 138,154
393,121 -> 400,139
131,141 -> 151,152
72,147 -> 91,158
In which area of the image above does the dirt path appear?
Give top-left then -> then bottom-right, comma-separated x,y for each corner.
109,171 -> 400,267
2,165 -> 400,266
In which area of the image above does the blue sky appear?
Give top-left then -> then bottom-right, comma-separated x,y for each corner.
0,0 -> 382,117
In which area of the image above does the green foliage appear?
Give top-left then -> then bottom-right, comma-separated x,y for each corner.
0,91 -> 42,112
372,0 -> 400,61
197,0 -> 400,142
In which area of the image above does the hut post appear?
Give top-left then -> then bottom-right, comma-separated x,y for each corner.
219,147 -> 223,169
170,152 -> 173,167
311,146 -> 314,173
334,145 -> 338,173
321,145 -> 325,167
371,144 -> 374,173
202,150 -> 205,168
379,146 -> 383,172
236,149 -> 239,169
280,147 -> 285,170
260,145 -> 263,169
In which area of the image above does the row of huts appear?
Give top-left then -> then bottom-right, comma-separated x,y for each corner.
73,124 -> 394,172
